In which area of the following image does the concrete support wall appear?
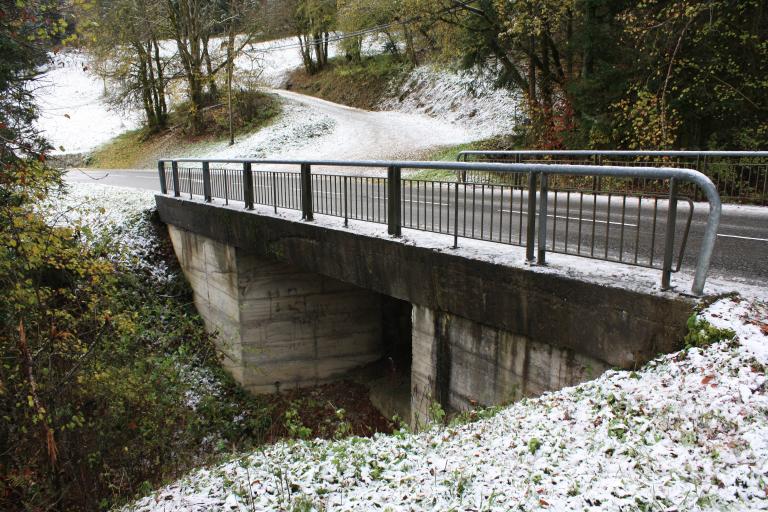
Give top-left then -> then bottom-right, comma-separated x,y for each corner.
411,305 -> 610,426
169,225 -> 383,394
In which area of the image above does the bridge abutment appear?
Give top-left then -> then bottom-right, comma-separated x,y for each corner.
410,305 -> 610,426
169,226 -> 384,393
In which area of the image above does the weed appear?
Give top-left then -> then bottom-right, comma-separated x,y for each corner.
284,406 -> 312,440
428,401 -> 447,425
684,315 -> 736,349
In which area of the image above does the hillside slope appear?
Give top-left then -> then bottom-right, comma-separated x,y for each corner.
124,297 -> 768,511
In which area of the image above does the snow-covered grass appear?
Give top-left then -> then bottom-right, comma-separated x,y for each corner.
121,296 -> 767,511
180,102 -> 336,160
380,64 -> 521,139
34,38 -> 519,159
45,182 -> 171,281
33,52 -> 142,154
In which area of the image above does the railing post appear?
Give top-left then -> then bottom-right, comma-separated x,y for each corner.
202,161 -> 211,202
343,175 -> 349,227
537,172 -> 549,264
661,177 -> 679,290
157,161 -> 167,195
171,161 -> 180,197
387,165 -> 401,236
223,168 -> 229,205
242,162 -> 254,210
525,172 -> 537,262
453,181 -> 460,248
300,163 -> 313,221
271,171 -> 278,213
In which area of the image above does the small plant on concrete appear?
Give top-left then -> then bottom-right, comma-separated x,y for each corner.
684,315 -> 736,349
428,401 -> 447,424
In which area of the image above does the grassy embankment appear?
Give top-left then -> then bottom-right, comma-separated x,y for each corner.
87,91 -> 281,169
287,53 -> 408,110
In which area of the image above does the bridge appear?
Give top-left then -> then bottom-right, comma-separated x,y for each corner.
151,153 -> 760,425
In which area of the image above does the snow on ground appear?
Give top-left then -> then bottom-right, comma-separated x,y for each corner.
33,52 -> 142,154
381,65 -> 521,139
34,37 -> 518,159
44,182 -> 167,281
263,90 -> 473,161
250,35 -> 383,88
122,295 -> 767,511
167,101 -> 337,161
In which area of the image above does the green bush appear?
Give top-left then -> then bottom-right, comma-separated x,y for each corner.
684,315 -> 736,349
0,176 -> 276,510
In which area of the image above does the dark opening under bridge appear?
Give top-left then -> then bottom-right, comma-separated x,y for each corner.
155,156 -> 724,424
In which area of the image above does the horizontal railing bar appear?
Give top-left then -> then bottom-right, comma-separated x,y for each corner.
162,158 -> 717,182
458,150 -> 768,158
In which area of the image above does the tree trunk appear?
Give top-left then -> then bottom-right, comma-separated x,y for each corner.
153,38 -> 168,128
202,34 -> 218,99
298,34 -> 316,74
404,25 -> 418,65
134,42 -> 157,130
227,17 -> 236,146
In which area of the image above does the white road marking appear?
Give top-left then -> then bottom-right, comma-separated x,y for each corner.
717,233 -> 768,242
498,210 -> 638,228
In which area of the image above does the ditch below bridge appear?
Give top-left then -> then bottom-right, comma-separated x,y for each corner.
157,194 -> 693,426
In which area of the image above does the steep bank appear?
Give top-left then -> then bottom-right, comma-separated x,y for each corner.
286,56 -> 520,140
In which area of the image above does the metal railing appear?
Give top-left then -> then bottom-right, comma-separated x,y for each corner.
457,150 -> 768,205
157,158 -> 722,295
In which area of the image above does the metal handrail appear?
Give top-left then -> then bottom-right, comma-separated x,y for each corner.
458,150 -> 768,158
157,158 -> 721,295
457,150 -> 768,205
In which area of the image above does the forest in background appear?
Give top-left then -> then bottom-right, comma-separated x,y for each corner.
80,0 -> 767,150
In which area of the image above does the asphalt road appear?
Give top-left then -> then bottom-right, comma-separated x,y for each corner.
66,167 -> 768,287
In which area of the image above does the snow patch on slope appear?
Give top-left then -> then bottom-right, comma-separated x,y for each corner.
33,52 -> 142,155
381,65 -> 521,140
169,102 -> 336,160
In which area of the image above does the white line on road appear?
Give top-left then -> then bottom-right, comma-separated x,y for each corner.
717,233 -> 768,242
498,210 -> 638,228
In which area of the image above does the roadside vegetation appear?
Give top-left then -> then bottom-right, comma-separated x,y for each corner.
275,0 -> 767,151
65,0 -> 765,159
287,54 -> 409,110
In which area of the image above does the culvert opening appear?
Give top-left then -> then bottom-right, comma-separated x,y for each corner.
353,295 -> 413,423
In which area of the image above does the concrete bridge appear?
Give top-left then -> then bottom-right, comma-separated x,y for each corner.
156,191 -> 693,425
